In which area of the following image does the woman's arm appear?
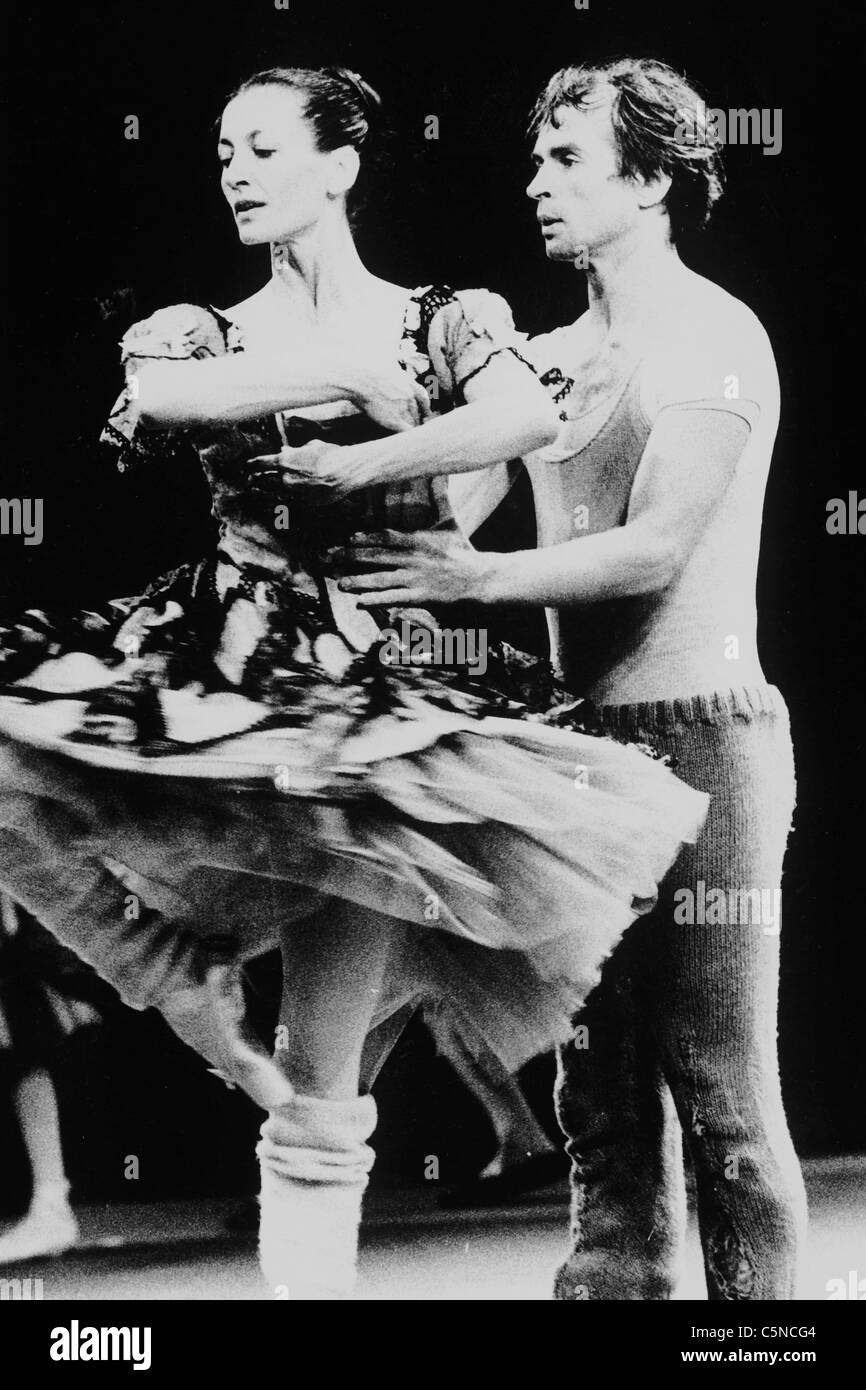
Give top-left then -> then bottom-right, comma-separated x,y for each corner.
135,353 -> 429,433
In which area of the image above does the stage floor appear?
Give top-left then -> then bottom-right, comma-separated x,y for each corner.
2,1155 -> 863,1301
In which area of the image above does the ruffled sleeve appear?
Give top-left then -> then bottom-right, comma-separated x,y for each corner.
426,289 -> 531,400
100,303 -> 235,471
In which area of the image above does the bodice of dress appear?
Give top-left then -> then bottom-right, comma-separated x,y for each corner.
101,285 -> 523,579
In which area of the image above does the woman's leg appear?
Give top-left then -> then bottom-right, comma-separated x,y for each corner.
0,823 -> 292,1110
274,899 -> 402,1100
0,1068 -> 78,1262
427,1009 -> 556,1176
359,998 -> 422,1092
257,898 -> 403,1299
0,824 -> 201,1009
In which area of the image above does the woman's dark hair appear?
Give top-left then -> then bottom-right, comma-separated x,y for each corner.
225,65 -> 384,221
528,58 -> 725,243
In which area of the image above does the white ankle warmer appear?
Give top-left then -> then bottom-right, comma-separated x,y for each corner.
257,1094 -> 377,1300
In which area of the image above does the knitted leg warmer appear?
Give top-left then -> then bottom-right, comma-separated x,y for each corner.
257,1094 -> 377,1300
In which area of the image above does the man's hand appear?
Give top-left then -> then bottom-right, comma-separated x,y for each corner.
247,441 -> 351,501
329,529 -> 495,608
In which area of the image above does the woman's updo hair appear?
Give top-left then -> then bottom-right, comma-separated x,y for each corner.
226,65 -> 384,220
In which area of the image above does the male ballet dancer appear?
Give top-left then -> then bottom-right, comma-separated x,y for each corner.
338,57 -> 806,1299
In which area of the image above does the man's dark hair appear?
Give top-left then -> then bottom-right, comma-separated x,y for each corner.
529,58 -> 725,242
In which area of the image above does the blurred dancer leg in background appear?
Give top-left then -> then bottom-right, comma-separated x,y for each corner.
0,895 -> 105,1262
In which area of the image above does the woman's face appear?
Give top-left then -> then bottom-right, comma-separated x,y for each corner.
218,86 -> 336,245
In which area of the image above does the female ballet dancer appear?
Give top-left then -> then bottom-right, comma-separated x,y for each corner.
0,67 -> 708,1298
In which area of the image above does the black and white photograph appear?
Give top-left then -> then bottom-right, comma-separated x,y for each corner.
0,0 -> 863,1345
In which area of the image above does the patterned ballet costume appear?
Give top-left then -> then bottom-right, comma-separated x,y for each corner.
0,287 -> 708,1070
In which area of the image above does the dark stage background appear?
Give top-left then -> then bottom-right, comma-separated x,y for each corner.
1,0 -> 863,1210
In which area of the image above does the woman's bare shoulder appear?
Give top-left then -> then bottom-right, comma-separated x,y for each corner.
368,277 -> 415,312
215,284 -> 273,325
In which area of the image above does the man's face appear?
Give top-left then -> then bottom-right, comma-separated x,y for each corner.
527,91 -> 645,261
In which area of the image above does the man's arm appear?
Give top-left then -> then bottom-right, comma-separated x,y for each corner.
335,407 -> 751,608
483,406 -> 751,605
251,352 -> 558,496
447,461 -> 521,539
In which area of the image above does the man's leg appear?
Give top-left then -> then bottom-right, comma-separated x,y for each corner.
555,689 -> 806,1301
553,913 -> 688,1300
649,702 -> 806,1300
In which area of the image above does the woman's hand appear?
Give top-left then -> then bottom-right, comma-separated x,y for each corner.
328,529 -> 496,607
349,364 -> 432,432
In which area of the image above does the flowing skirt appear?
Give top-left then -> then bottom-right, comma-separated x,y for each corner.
0,567 -> 708,1068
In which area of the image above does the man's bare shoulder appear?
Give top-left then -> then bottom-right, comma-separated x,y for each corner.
644,271 -> 779,421
660,271 -> 774,361
525,314 -> 591,367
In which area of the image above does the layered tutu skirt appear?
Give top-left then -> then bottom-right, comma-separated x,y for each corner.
0,576 -> 708,1069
